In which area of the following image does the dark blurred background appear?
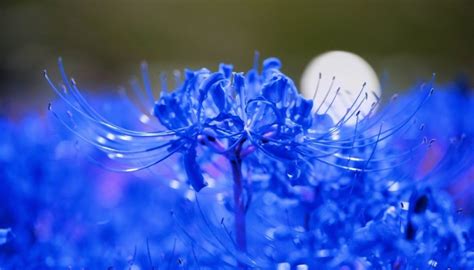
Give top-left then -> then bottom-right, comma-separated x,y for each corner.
1,0 -> 473,111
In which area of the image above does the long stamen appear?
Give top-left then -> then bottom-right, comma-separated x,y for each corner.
312,72 -> 322,101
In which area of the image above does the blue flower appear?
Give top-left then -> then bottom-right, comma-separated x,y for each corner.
44,55 -> 445,269
46,56 -> 431,192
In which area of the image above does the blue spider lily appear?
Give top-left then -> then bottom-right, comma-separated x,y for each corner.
44,55 -> 442,269
45,56 -> 432,188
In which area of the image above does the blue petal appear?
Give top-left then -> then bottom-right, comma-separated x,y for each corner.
262,57 -> 282,72
219,63 -> 233,79
183,146 -> 207,191
210,81 -> 227,112
200,72 -> 225,92
262,76 -> 288,104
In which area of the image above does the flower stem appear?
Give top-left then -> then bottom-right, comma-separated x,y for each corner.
230,155 -> 247,269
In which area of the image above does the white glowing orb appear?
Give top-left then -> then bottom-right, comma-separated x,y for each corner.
300,51 -> 381,125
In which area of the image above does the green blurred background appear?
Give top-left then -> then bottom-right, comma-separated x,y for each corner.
1,0 -> 473,109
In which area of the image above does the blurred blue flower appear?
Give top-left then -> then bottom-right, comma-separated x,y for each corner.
0,108 -> 214,269
393,78 -> 474,215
